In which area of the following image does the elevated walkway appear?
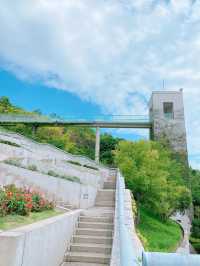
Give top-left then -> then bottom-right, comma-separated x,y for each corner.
0,114 -> 152,128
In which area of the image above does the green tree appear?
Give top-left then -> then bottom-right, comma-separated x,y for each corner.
115,140 -> 191,220
100,133 -> 122,166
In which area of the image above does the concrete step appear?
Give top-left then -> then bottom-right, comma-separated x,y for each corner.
95,197 -> 115,202
79,216 -> 113,224
98,189 -> 115,197
76,228 -> 113,237
96,194 -> 115,201
79,216 -> 113,223
70,243 -> 112,254
73,235 -> 113,245
104,182 -> 116,189
78,222 -> 113,230
65,252 -> 110,264
81,207 -> 114,218
95,201 -> 115,207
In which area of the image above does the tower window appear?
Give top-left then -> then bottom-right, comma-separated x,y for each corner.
163,102 -> 174,119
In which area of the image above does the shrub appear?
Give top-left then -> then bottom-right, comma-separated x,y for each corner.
0,139 -> 20,147
47,170 -> 59,177
27,165 -> 37,171
191,219 -> 200,239
0,188 -> 7,216
65,176 -> 80,183
67,160 -> 81,166
47,170 -> 80,183
4,158 -> 21,167
115,140 -> 191,220
190,237 -> 200,253
83,164 -> 99,171
0,184 -> 54,216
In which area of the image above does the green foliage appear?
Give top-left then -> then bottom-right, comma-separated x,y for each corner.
137,207 -> 182,252
190,168 -> 200,206
67,160 -> 99,171
4,158 -> 21,167
189,168 -> 200,250
0,96 -> 121,164
0,139 -> 20,147
47,170 -> 80,183
67,160 -> 82,166
100,133 -> 122,166
191,219 -> 200,239
0,185 -> 54,217
115,140 -> 191,219
0,96 -> 24,114
83,164 -> 99,171
190,237 -> 200,253
0,210 -> 62,230
27,165 -> 38,171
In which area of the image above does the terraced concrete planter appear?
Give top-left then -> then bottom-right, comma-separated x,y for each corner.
0,163 -> 98,209
0,210 -> 81,266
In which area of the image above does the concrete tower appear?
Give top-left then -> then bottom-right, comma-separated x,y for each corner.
149,90 -> 188,160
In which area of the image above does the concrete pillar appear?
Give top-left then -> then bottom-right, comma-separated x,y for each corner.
32,125 -> 38,136
95,127 -> 100,163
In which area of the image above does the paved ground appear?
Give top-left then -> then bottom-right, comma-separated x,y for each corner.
171,212 -> 191,254
63,263 -> 106,266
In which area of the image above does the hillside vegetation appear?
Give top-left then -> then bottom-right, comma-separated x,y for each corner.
0,96 -> 119,165
115,140 -> 191,220
189,169 -> 200,252
0,96 -> 194,252
137,207 -> 182,252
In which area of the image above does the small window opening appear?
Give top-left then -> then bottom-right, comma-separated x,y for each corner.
163,102 -> 174,119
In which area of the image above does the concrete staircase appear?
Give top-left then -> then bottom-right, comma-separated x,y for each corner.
63,176 -> 116,266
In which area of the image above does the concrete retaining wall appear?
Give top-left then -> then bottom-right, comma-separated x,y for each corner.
18,157 -> 104,188
0,163 -> 97,209
0,210 -> 81,266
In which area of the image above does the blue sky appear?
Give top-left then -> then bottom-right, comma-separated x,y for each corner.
0,0 -> 200,168
0,69 -> 147,141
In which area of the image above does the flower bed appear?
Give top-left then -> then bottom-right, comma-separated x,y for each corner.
0,184 -> 54,217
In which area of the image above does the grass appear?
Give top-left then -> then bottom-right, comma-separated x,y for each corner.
0,139 -> 20,148
0,209 -> 63,231
137,207 -> 182,252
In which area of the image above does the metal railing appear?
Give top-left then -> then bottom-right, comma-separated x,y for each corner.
0,114 -> 150,124
116,171 -> 137,266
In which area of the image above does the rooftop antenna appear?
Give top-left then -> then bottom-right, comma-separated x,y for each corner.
162,80 -> 165,90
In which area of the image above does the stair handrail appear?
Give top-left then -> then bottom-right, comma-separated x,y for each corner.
117,170 -> 137,266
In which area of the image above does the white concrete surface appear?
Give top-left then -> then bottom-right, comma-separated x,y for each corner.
125,190 -> 144,261
0,210 -> 81,266
0,130 -> 110,174
0,163 -> 98,209
18,157 -> 104,188
110,187 -> 144,266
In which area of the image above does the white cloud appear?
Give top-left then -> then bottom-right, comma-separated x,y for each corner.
0,0 -> 200,167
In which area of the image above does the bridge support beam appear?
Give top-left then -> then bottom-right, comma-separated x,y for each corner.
95,127 -> 100,163
32,125 -> 38,136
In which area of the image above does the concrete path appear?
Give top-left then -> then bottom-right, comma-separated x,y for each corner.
63,179 -> 115,265
171,212 -> 191,254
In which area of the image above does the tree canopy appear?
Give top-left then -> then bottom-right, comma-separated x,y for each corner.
115,140 -> 191,220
